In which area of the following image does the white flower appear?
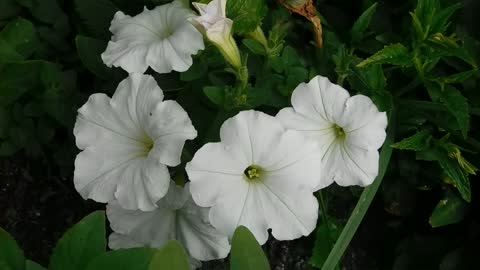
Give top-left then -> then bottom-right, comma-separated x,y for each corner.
185,110 -> 322,245
101,1 -> 205,74
277,75 -> 388,188
107,182 -> 230,269
73,74 -> 197,211
191,0 -> 241,69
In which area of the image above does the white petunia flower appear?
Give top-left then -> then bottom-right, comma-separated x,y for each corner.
191,0 -> 242,69
74,74 -> 197,211
277,75 -> 388,188
107,182 -> 230,269
185,110 -> 322,245
101,0 -> 205,74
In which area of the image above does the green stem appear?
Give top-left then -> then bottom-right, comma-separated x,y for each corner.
321,109 -> 396,270
318,190 -> 329,226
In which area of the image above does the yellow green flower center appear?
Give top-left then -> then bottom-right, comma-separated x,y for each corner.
333,124 -> 345,139
244,165 -> 263,181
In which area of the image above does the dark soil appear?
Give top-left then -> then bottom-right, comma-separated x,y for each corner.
0,155 -> 382,269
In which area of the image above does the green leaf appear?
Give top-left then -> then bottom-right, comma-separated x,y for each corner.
435,150 -> 471,202
351,2 -> 378,44
180,58 -> 207,81
0,61 -> 59,106
357,44 -> 412,68
438,69 -> 478,84
85,242 -> 189,270
49,211 -> 106,270
227,0 -> 267,34
242,38 -> 266,55
74,0 -> 118,40
310,220 -> 342,269
437,85 -> 469,138
149,241 -> 190,270
75,35 -> 113,80
0,18 -> 38,62
0,107 -> 10,139
203,86 -> 225,106
25,260 -> 47,270
391,130 -> 431,151
230,226 -> 270,270
426,33 -> 477,67
430,3 -> 462,34
429,191 -> 467,228
0,227 -> 25,270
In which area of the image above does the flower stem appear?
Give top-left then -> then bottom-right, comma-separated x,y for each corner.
321,108 -> 396,270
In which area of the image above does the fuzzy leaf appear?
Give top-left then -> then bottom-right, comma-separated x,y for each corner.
149,241 -> 190,270
357,44 -> 412,68
230,226 -> 270,270
49,211 -> 106,270
0,227 -> 25,270
75,35 -> 112,80
203,86 -> 225,106
0,18 -> 38,62
242,38 -> 266,55
435,150 -> 471,202
74,0 -> 118,40
431,3 -> 462,34
438,85 -> 470,138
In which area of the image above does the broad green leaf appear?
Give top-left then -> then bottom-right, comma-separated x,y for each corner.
436,151 -> 471,202
310,220 -> 342,269
25,260 -> 47,270
49,211 -> 106,270
149,241 -> 190,270
0,227 -> 25,270
75,35 -> 112,80
357,44 -> 412,68
230,226 -> 270,270
0,61 -> 59,106
0,18 -> 38,62
242,38 -> 266,55
86,243 -> 189,270
351,3 -> 378,44
411,0 -> 439,38
203,86 -> 225,106
74,0 -> 118,40
438,85 -> 469,138
227,0 -> 267,34
429,191 -> 467,228
281,46 -> 302,67
391,130 -> 431,151
0,0 -> 21,20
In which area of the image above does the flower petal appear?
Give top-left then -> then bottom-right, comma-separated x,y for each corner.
291,75 -> 350,124
339,95 -> 388,150
259,176 -> 319,240
322,140 -> 380,186
177,199 -> 230,260
145,100 -> 197,167
108,233 -> 143,249
107,199 -> 176,247
74,74 -> 190,210
101,4 -> 204,73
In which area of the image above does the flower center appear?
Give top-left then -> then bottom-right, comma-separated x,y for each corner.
333,124 -> 346,139
141,137 -> 155,156
243,165 -> 263,182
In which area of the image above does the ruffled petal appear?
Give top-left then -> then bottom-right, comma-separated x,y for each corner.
145,100 -> 197,167
74,74 -> 192,210
259,175 -> 319,240
101,4 -> 204,74
106,199 -> 176,247
291,75 -> 350,124
339,95 -> 388,150
321,140 -> 380,186
178,199 -> 230,260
